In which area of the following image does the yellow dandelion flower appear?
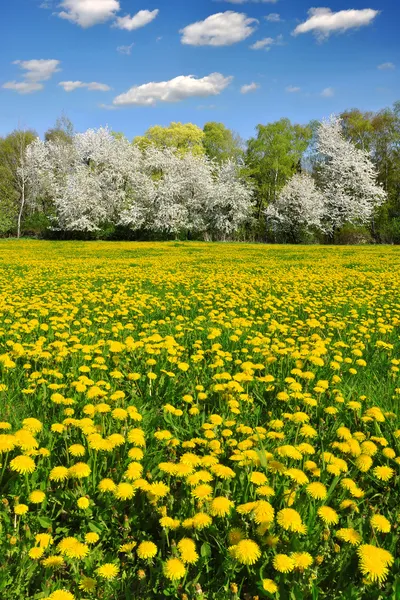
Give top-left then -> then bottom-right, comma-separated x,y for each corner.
47,591 -> 75,600
230,539 -> 261,565
317,506 -> 339,526
49,466 -> 69,482
306,482 -> 327,500
137,541 -> 157,559
69,444 -> 86,457
192,512 -> 212,530
29,490 -> 46,504
10,455 -> 36,475
164,557 -> 186,580
29,547 -> 45,559
357,544 -> 394,583
98,478 -> 116,493
191,484 -> 213,500
276,508 -> 304,533
14,504 -> 28,515
210,496 -> 234,517
177,538 -> 199,564
41,556 -> 65,569
77,497 -> 90,509
114,482 -> 135,500
35,533 -> 53,548
370,514 -> 391,533
273,554 -> 295,573
85,532 -> 99,544
262,579 -> 278,593
336,528 -> 362,546
292,552 -> 313,571
96,563 -> 119,580
373,466 -> 394,481
69,462 -> 91,479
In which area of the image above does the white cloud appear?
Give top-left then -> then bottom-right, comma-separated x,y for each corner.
250,36 -> 274,50
265,13 -> 281,22
293,8 -> 379,41
114,9 -> 159,31
113,72 -> 233,106
250,34 -> 282,50
321,87 -> 334,97
13,59 -> 61,81
57,0 -> 120,27
378,62 -> 395,70
2,81 -> 44,94
59,80 -> 111,92
286,85 -> 301,93
117,43 -> 134,55
241,82 -> 259,94
3,59 -> 60,94
180,12 -> 257,46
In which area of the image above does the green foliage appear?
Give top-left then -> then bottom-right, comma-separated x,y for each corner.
202,122 -> 243,163
134,122 -> 205,156
245,119 -> 312,229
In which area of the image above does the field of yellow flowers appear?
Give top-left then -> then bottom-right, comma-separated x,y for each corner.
1,240 -> 400,600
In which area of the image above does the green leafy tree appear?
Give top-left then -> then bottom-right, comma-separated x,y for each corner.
202,122 -> 243,163
245,119 -> 312,225
0,128 -> 37,236
134,122 -> 205,156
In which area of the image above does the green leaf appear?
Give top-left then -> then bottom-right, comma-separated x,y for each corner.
37,517 -> 52,529
200,542 -> 211,559
88,522 -> 102,534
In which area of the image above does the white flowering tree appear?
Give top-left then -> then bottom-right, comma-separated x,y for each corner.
316,116 -> 386,237
25,126 -> 253,238
206,160 -> 254,238
265,172 -> 325,242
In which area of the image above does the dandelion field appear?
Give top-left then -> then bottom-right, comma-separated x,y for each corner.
1,241 -> 400,600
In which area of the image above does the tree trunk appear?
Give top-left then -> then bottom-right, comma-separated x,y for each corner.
17,180 -> 25,239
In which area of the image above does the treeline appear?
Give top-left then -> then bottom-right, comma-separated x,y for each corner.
0,103 -> 399,243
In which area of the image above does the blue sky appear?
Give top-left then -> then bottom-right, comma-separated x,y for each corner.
1,0 -> 399,140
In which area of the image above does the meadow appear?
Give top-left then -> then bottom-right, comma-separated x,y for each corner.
0,240 -> 400,600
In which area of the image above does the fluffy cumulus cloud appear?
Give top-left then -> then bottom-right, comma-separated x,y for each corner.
2,81 -> 44,94
250,34 -> 282,50
286,85 -> 301,93
378,62 -> 395,70
240,82 -> 259,94
113,73 -> 233,106
57,0 -> 120,27
13,59 -> 61,81
180,12 -> 257,46
59,80 -> 111,92
3,59 -> 61,94
293,8 -> 380,41
114,9 -> 159,31
250,36 -> 274,50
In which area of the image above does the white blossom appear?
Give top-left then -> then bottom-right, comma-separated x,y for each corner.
316,116 -> 386,233
266,172 -> 325,240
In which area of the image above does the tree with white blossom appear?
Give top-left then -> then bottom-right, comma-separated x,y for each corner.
265,172 -> 325,242
316,116 -> 386,237
25,127 -> 253,238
